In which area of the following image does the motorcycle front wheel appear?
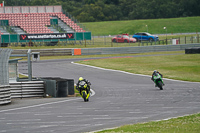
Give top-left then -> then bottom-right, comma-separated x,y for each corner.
82,91 -> 87,102
158,82 -> 163,90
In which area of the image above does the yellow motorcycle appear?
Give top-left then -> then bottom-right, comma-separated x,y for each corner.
77,81 -> 90,102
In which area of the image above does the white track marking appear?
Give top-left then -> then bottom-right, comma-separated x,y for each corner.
1,89 -> 95,113
0,98 -> 80,113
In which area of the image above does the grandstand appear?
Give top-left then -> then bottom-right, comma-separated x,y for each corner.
0,5 -> 85,37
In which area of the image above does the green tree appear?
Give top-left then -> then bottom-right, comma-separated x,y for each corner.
2,0 -> 200,22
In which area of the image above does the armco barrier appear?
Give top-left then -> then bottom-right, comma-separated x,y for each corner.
12,49 -> 72,56
0,85 -> 11,105
80,44 -> 200,55
9,81 -> 45,98
11,43 -> 200,57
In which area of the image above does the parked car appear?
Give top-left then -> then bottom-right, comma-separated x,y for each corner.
132,32 -> 159,42
112,34 -> 136,43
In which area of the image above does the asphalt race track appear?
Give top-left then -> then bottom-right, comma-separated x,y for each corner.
1,56 -> 200,133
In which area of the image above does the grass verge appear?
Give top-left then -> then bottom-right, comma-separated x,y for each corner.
78,51 -> 200,82
97,113 -> 200,133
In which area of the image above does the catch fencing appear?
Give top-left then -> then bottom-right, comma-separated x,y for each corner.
5,34 -> 199,48
0,48 -> 13,85
87,34 -> 200,47
1,33 -> 199,48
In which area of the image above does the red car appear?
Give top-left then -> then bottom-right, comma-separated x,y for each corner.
112,34 -> 136,43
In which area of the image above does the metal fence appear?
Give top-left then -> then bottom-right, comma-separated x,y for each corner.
86,34 -> 200,47
1,33 -> 199,48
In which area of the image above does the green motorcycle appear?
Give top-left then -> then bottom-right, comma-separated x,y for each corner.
153,73 -> 164,90
77,81 -> 90,102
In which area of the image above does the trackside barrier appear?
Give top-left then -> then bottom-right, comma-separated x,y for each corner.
0,48 -> 12,105
185,47 -> 200,54
12,49 -> 72,57
11,44 -> 200,57
72,49 -> 81,55
0,85 -> 11,105
80,43 -> 200,55
39,77 -> 74,97
9,81 -> 45,98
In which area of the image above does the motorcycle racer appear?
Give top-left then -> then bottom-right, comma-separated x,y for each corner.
151,70 -> 165,86
76,77 -> 91,94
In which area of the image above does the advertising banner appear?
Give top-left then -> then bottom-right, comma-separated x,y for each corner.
30,6 -> 38,13
13,6 -> 21,13
21,6 -> 29,13
5,6 -> 12,13
20,33 -> 74,40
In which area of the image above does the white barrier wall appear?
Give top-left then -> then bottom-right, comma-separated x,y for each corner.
0,5 -> 62,13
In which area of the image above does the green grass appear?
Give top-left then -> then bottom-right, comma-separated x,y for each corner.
78,51 -> 200,82
82,16 -> 200,35
97,113 -> 200,133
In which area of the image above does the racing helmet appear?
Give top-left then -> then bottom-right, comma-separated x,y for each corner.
154,70 -> 157,73
79,77 -> 83,81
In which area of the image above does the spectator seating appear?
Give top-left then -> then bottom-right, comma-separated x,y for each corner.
0,12 -> 85,34
52,13 -> 85,32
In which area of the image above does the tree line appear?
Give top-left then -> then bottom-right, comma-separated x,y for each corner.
3,0 -> 200,22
